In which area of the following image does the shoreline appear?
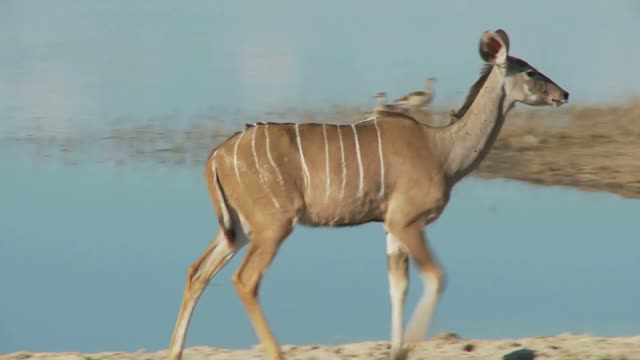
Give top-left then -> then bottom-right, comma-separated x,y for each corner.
4,101 -> 640,200
3,333 -> 640,359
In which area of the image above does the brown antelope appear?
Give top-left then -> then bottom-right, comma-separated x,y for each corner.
167,29 -> 569,360
393,77 -> 437,109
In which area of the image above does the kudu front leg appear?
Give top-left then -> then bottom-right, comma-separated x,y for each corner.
232,222 -> 293,360
387,224 -> 446,349
386,231 -> 409,360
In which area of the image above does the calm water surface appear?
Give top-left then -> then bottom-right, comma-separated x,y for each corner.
1,150 -> 639,353
2,0 -> 640,354
2,1 -> 640,136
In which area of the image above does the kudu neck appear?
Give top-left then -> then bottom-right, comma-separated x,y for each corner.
427,66 -> 516,184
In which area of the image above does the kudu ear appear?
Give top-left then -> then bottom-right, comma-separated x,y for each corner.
495,29 -> 510,51
479,30 -> 508,66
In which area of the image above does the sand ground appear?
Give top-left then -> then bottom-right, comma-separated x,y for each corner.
3,333 -> 640,360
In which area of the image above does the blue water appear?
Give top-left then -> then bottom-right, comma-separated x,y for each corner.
1,149 -> 639,353
2,0 -> 640,354
2,1 -> 640,136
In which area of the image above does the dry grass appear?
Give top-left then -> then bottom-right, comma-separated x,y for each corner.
477,98 -> 640,198
4,99 -> 640,198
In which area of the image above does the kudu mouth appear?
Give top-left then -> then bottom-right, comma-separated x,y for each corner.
548,89 -> 570,107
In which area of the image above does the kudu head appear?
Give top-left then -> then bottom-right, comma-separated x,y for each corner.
480,29 -> 570,108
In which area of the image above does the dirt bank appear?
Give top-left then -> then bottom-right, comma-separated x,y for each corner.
6,101 -> 640,199
476,102 -> 640,199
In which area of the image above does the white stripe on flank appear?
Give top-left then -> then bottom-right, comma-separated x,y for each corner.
233,131 -> 246,184
351,124 -> 364,197
374,118 -> 385,197
251,128 -> 259,175
337,125 -> 347,199
264,124 -> 284,186
295,123 -> 311,189
252,127 -> 280,208
322,124 -> 330,201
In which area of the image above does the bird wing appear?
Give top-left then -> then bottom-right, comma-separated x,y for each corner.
393,91 -> 426,102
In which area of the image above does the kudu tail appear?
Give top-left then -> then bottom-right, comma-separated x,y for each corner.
204,157 -> 235,243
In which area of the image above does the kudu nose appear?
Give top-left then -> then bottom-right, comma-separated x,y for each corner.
563,91 -> 570,101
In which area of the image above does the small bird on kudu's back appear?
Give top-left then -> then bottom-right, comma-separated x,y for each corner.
393,77 -> 437,109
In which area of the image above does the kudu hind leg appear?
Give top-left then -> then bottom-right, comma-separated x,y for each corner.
232,223 -> 293,360
168,231 -> 241,360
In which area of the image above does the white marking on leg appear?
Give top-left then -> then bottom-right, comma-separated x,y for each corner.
386,232 -> 405,255
264,124 -> 284,186
405,271 -> 442,343
322,124 -> 331,201
389,273 -> 405,353
295,123 -> 311,190
233,131 -> 246,185
386,232 -> 408,354
374,118 -> 385,197
252,127 -> 280,208
337,125 -> 347,199
351,124 -> 364,197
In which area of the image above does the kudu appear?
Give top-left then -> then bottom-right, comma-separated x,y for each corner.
168,29 -> 569,360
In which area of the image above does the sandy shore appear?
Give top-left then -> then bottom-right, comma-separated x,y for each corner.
3,333 -> 639,360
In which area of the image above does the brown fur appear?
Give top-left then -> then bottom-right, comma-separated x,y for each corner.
450,64 -> 493,120
168,29 -> 569,360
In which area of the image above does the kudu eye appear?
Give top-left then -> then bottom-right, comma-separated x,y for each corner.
525,70 -> 536,78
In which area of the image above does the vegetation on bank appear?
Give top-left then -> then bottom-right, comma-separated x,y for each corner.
4,99 -> 640,197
